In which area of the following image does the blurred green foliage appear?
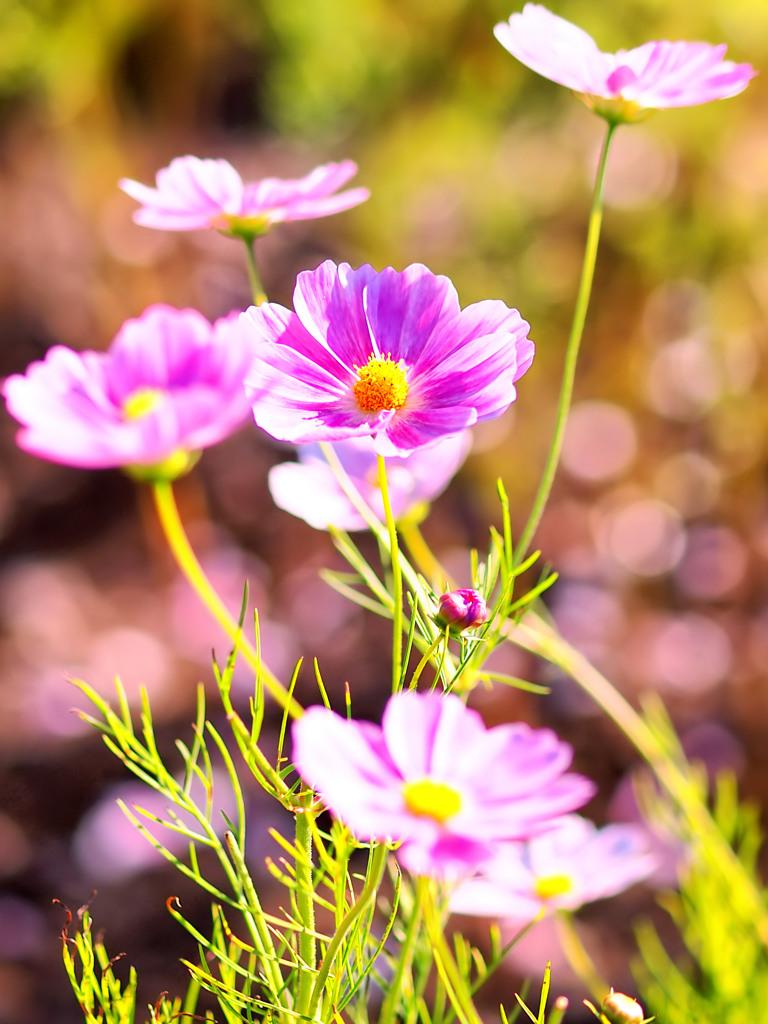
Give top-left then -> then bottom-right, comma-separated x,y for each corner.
636,774 -> 768,1023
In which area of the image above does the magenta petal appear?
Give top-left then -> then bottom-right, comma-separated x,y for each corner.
241,161 -> 369,222
293,261 -> 379,367
494,3 -> 755,110
399,834 -> 495,879
2,304 -> 254,470
361,264 -> 461,363
244,261 -> 534,453
292,692 -> 594,878
451,816 -> 656,920
120,156 -> 244,230
382,691 -> 486,780
374,409 -> 477,456
606,64 -> 638,95
268,431 -> 471,531
291,708 -> 413,839
123,156 -> 367,232
494,4 -> 610,94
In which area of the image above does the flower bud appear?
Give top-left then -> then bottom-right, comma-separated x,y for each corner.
434,589 -> 489,632
601,991 -> 646,1024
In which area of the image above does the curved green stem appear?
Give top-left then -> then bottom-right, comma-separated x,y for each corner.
421,881 -> 485,1024
554,912 -> 608,1004
510,609 -> 768,945
151,480 -> 303,719
400,521 -> 453,591
307,842 -> 388,1019
409,631 -> 449,690
294,806 -> 317,1018
378,874 -> 427,1024
224,832 -> 290,1015
318,444 -> 459,682
378,455 -> 404,691
244,238 -> 268,306
515,121 -> 617,564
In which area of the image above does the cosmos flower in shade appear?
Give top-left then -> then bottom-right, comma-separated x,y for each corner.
291,690 -> 595,878
494,5 -> 755,123
244,261 -> 534,457
267,431 -> 472,531
2,305 -> 255,479
120,157 -> 369,236
450,815 -> 656,921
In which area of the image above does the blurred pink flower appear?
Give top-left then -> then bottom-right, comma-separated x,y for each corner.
244,261 -> 534,456
120,157 -> 369,235
292,690 -> 594,878
495,5 -> 755,121
2,305 -> 255,477
450,815 -> 656,921
268,431 -> 471,530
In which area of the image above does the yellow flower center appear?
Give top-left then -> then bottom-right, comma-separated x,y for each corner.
533,873 -> 574,901
578,93 -> 654,125
402,778 -> 462,824
123,386 -> 165,420
353,355 -> 409,413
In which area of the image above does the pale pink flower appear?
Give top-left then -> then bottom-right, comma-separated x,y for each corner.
120,157 -> 369,234
2,305 -> 255,477
494,5 -> 755,121
450,815 -> 656,921
292,691 -> 595,878
268,431 -> 471,531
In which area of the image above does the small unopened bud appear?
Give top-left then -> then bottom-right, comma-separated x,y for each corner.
434,589 -> 489,632
601,991 -> 646,1024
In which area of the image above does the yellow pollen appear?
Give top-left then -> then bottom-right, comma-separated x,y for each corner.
353,355 -> 408,413
123,386 -> 165,420
533,873 -> 574,901
402,778 -> 462,824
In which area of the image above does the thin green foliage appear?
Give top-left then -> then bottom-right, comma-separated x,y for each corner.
636,772 -> 768,1024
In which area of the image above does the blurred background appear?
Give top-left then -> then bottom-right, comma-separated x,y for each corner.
1,0 -> 767,1020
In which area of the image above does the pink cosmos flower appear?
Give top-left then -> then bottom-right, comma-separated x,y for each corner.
291,690 -> 595,878
243,261 -> 534,457
450,815 -> 656,921
494,5 -> 755,121
2,305 -> 255,477
267,431 -> 471,531
119,157 -> 369,234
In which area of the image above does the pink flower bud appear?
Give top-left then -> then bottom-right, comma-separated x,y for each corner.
435,589 -> 489,632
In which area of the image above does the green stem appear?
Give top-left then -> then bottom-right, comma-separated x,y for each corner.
409,630 -> 449,690
554,912 -> 608,1004
421,882 -> 485,1024
515,121 -> 617,565
294,806 -> 317,1018
510,609 -> 768,945
151,480 -> 303,719
318,444 -> 459,685
224,832 -> 290,1017
378,875 -> 427,1024
377,454 -> 403,691
318,444 -> 437,628
400,521 -> 452,590
244,238 -> 268,306
307,842 -> 388,1019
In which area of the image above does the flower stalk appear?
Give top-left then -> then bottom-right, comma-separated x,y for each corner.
244,237 -> 268,306
151,479 -> 303,719
515,120 -> 616,564
378,454 -> 404,691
